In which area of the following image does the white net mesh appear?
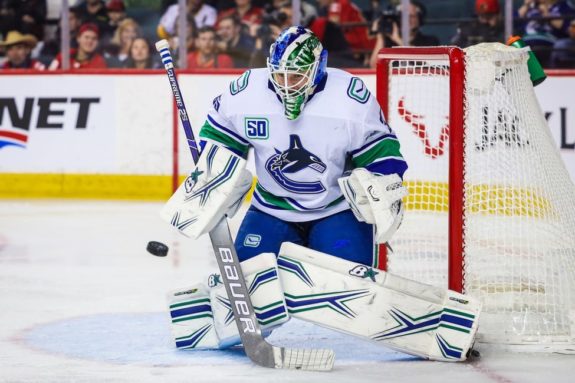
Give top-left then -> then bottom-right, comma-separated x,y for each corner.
381,43 -> 575,348
277,347 -> 335,371
384,56 -> 452,288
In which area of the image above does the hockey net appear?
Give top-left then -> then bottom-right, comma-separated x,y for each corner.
376,43 -> 575,349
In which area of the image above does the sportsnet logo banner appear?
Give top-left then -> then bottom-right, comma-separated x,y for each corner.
0,126 -> 28,149
0,76 -> 115,172
0,97 -> 103,150
0,96 -> 102,149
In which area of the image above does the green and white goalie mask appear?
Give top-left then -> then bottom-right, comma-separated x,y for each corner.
267,26 -> 328,120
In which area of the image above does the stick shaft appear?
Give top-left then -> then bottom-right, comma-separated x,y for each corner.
156,40 -> 275,367
157,45 -> 200,163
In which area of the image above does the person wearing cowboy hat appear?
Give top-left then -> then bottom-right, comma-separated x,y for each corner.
0,30 -> 45,70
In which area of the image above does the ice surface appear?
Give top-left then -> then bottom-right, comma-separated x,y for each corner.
0,200 -> 573,383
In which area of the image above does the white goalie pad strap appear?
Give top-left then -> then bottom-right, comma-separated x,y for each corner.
167,253 -> 290,350
278,242 -> 481,362
338,169 -> 407,244
160,141 -> 253,239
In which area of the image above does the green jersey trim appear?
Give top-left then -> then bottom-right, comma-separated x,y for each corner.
352,137 -> 403,168
254,183 -> 345,212
199,120 -> 250,156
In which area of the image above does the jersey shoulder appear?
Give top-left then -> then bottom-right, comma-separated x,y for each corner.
324,68 -> 373,107
219,68 -> 274,119
227,68 -> 269,97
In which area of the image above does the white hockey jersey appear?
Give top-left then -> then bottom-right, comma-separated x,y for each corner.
199,68 -> 407,222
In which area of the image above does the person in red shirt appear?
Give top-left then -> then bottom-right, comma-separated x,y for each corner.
187,26 -> 234,68
0,30 -> 45,70
319,0 -> 375,52
217,0 -> 263,31
49,23 -> 107,69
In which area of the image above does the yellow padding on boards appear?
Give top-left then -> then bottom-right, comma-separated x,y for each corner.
0,173 -> 174,200
1,174 -> 258,201
403,180 -> 551,217
466,184 -> 551,217
3,175 -> 546,215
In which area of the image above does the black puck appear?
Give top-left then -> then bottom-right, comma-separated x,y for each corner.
466,348 -> 481,359
147,241 -> 169,257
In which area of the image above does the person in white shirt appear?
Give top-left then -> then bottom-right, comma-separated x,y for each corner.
157,0 -> 217,38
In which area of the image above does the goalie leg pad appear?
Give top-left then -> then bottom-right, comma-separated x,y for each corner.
161,141 -> 253,239
167,252 -> 290,349
278,242 -> 481,362
167,283 -> 221,349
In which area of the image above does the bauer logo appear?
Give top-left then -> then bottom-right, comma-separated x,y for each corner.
245,118 -> 269,139
218,247 -> 257,333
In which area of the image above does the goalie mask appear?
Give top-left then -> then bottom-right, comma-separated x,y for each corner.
267,26 -> 328,120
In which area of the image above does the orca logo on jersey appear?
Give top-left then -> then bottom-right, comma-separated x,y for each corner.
265,135 -> 327,194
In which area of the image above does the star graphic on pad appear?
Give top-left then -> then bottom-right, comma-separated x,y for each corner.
190,168 -> 203,182
184,169 -> 204,193
364,268 -> 378,282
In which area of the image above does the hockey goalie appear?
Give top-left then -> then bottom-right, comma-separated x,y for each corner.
160,26 -> 481,362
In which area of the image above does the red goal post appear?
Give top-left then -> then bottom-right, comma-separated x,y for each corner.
377,47 -> 466,293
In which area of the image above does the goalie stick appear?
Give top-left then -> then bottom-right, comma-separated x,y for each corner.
155,39 -> 335,371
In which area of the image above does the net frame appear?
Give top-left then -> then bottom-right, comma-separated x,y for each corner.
376,47 -> 466,293
375,45 -> 575,349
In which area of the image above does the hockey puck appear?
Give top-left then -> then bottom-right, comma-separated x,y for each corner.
466,348 -> 481,359
146,241 -> 169,257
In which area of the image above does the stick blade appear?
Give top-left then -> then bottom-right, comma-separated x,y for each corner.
274,347 -> 335,371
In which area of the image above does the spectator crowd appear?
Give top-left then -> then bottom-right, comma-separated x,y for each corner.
0,0 -> 574,70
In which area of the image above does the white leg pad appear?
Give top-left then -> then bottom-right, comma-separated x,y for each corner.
278,242 -> 481,361
167,283 -> 221,349
167,252 -> 290,349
